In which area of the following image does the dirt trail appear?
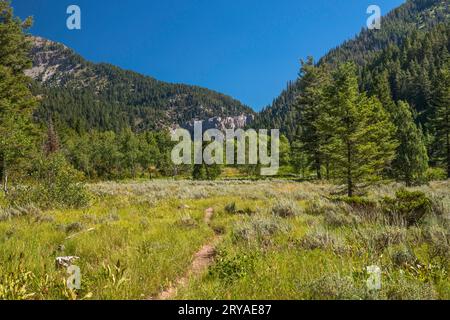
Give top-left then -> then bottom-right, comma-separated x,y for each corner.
149,208 -> 220,300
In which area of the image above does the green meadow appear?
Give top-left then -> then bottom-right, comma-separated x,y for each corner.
1,180 -> 448,300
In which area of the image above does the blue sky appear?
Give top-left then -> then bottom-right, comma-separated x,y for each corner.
12,0 -> 404,111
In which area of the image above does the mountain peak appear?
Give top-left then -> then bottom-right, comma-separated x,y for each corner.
28,37 -> 255,132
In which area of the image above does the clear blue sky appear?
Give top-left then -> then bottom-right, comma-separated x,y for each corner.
12,0 -> 404,111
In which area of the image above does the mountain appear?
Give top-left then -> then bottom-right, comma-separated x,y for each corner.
253,0 -> 449,140
27,37 -> 255,133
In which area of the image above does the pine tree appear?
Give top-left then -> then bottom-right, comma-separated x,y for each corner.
0,1 -> 37,193
431,58 -> 450,178
319,63 -> 397,196
392,101 -> 429,186
295,57 -> 331,179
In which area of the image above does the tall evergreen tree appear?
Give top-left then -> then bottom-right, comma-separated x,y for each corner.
431,58 -> 450,178
392,101 -> 429,186
0,0 -> 37,193
295,57 -> 331,179
318,63 -> 397,196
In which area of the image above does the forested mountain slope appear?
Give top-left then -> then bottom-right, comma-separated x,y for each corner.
253,0 -> 449,140
27,37 -> 255,133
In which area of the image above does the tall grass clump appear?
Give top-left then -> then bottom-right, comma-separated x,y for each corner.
271,199 -> 302,218
231,214 -> 289,244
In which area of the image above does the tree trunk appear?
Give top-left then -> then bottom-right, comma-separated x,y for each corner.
315,154 -> 322,180
446,123 -> 449,179
325,159 -> 330,180
3,171 -> 8,194
347,143 -> 353,197
0,154 -> 6,194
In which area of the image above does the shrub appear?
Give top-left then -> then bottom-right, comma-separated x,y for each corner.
390,246 -> 418,267
424,225 -> 450,264
425,167 -> 447,181
323,205 -> 361,228
64,222 -> 84,234
331,196 -> 378,211
208,250 -> 257,283
299,228 -> 347,254
0,205 -> 42,221
382,189 -> 432,226
231,215 -> 289,244
300,275 -> 365,300
304,199 -> 334,216
8,153 -> 90,209
384,277 -> 438,300
271,199 -> 301,218
372,227 -> 407,251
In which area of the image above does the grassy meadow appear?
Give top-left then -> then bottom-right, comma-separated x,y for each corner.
0,179 -> 449,300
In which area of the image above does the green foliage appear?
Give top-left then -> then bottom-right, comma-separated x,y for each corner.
231,215 -> 289,244
208,250 -> 257,283
430,57 -> 450,178
382,189 -> 433,226
8,153 -> 90,209
0,259 -> 36,300
318,63 -> 397,196
330,195 -> 378,211
30,38 -> 254,133
295,58 -> 331,179
391,101 -> 429,185
0,0 -> 37,192
63,129 -> 180,180
253,1 -> 449,142
425,167 -> 447,181
271,199 -> 301,218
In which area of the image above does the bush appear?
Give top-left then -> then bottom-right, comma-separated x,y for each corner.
0,205 -> 42,222
231,215 -> 289,244
384,277 -> 438,300
299,228 -> 347,254
331,196 -> 378,211
424,225 -> 450,264
304,199 -> 334,216
425,167 -> 447,181
300,275 -> 365,300
271,199 -> 301,218
64,222 -> 84,234
390,246 -> 418,267
323,205 -> 361,228
382,189 -> 432,226
8,153 -> 90,209
208,250 -> 257,283
372,227 -> 407,251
